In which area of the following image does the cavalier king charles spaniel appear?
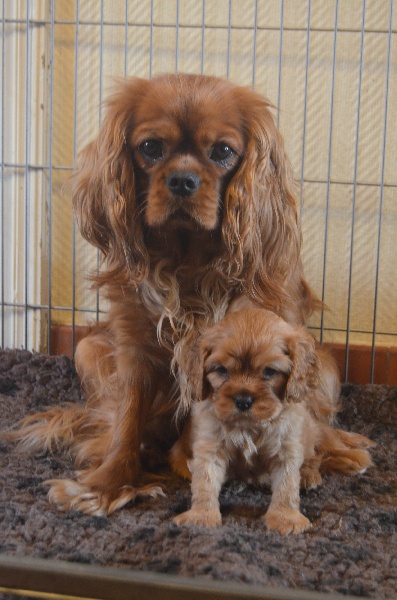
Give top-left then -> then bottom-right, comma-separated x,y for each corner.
11,73 -> 364,516
170,308 -> 373,534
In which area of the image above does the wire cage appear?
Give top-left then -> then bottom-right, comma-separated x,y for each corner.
0,0 -> 396,383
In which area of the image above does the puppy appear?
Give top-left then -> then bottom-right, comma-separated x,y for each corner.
170,308 -> 373,534
11,74 -> 338,516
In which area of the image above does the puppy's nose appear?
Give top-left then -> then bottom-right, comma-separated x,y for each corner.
233,393 -> 254,412
166,170 -> 200,197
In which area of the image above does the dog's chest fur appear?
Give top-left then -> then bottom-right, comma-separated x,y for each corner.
194,401 -> 305,485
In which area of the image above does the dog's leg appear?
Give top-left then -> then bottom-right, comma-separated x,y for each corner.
173,424 -> 227,528
265,456 -> 311,535
44,325 -> 169,515
264,417 -> 311,535
47,361 -> 166,515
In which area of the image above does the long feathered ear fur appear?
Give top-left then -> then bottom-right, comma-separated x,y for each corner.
72,78 -> 150,284
285,327 -> 319,402
221,86 -> 310,316
179,332 -> 214,408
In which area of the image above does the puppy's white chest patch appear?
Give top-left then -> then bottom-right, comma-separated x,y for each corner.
226,428 -> 259,465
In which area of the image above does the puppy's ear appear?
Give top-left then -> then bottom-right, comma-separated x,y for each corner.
222,86 -> 302,312
188,334 -> 213,403
285,327 -> 319,402
174,330 -> 213,417
72,78 -> 149,281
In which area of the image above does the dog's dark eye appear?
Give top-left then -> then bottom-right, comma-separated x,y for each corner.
138,139 -> 164,161
263,367 -> 278,380
209,143 -> 234,164
213,365 -> 228,377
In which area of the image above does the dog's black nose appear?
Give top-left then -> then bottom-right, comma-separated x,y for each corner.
233,394 -> 254,412
166,171 -> 200,197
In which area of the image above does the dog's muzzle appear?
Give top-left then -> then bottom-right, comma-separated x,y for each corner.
233,393 -> 254,412
166,170 -> 201,197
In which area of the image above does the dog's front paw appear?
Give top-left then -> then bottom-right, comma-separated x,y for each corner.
173,508 -> 222,528
264,507 -> 311,535
46,479 -> 165,516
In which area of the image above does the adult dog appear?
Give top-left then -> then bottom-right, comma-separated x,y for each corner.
15,73 -> 333,516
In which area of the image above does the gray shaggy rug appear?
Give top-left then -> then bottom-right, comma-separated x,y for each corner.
0,349 -> 395,599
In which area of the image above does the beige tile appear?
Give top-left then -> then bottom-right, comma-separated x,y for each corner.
200,0 -> 231,29
231,0 -> 257,30
102,0 -> 129,23
78,0 -> 100,23
311,1 -> 338,31
257,0 -> 282,30
152,0 -> 177,27
365,0 -> 395,32
127,0 -> 153,26
283,0 -> 312,31
338,0 -> 365,32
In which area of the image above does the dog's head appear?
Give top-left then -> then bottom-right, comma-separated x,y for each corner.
130,75 -> 244,232
73,74 -> 301,296
191,308 -> 318,424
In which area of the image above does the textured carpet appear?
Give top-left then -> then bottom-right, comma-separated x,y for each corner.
0,349 -> 395,599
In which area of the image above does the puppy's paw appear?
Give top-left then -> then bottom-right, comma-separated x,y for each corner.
300,465 -> 322,489
46,479 -> 165,516
264,507 -> 311,535
173,508 -> 222,528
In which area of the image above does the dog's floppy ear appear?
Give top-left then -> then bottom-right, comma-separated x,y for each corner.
285,327 -> 319,402
72,78 -> 149,282
188,333 -> 214,403
174,329 -> 213,418
222,86 -> 302,313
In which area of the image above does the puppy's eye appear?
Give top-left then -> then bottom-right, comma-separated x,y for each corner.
263,367 -> 278,380
138,139 -> 164,161
209,143 -> 234,164
212,365 -> 228,377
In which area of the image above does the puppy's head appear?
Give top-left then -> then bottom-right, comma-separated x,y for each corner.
73,74 -> 300,288
192,309 -> 318,424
